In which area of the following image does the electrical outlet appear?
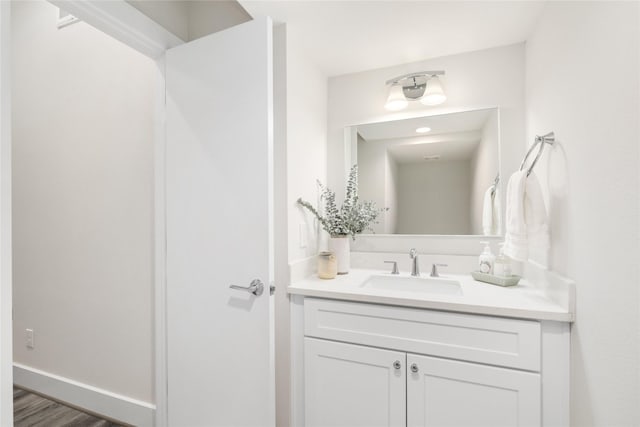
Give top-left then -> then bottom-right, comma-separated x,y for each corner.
26,329 -> 34,349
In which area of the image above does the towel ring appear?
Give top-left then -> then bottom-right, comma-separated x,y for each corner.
519,132 -> 555,177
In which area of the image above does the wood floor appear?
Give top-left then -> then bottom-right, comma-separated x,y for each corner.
13,387 -> 125,427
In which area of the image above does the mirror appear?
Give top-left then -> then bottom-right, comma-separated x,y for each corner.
348,108 -> 501,236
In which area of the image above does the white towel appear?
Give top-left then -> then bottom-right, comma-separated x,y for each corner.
503,171 -> 550,261
482,186 -> 501,235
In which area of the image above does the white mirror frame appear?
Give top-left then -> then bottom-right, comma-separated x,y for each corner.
345,106 -> 504,253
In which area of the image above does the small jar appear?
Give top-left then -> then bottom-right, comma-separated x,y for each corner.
317,251 -> 338,279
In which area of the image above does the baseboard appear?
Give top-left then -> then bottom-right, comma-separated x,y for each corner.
13,363 -> 154,426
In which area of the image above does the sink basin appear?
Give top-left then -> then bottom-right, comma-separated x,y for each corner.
360,274 -> 462,295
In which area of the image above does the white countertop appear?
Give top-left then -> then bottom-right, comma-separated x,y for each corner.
288,269 -> 574,322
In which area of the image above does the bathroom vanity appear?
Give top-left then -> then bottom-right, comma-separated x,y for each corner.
289,266 -> 574,427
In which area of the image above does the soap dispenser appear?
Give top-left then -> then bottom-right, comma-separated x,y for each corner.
494,243 -> 512,277
479,241 -> 495,274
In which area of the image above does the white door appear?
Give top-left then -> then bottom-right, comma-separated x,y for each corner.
165,16 -> 275,427
407,354 -> 540,427
304,338 -> 406,427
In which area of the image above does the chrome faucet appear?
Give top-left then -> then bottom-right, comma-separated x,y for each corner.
430,263 -> 448,278
409,248 -> 420,276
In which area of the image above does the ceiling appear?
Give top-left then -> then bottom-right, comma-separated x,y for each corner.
240,1 -> 546,77
357,109 -> 493,141
386,135 -> 480,164
357,108 -> 495,164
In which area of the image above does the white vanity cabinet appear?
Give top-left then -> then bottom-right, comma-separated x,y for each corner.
406,354 -> 540,426
305,338 -> 406,427
297,297 -> 569,427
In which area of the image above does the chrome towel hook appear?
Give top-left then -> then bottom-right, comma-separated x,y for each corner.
519,132 -> 555,177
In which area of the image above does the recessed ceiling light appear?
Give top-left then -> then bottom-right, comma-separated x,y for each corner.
416,127 -> 431,133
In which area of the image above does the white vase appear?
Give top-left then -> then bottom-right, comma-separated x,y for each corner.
328,236 -> 350,274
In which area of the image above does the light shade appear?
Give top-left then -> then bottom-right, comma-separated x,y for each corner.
421,76 -> 447,106
384,84 -> 408,111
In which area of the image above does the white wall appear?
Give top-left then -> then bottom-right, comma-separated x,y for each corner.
526,2 -> 639,425
0,1 -> 11,424
357,135 -> 387,233
327,44 -> 526,209
278,25 -> 328,427
396,160 -> 471,235
469,112 -> 499,234
12,0 -> 155,403
286,44 -> 328,262
384,151 -> 398,234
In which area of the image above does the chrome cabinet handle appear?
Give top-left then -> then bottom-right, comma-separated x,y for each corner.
393,360 -> 401,370
410,363 -> 419,373
229,279 -> 264,296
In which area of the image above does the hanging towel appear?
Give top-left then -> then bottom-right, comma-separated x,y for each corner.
503,171 -> 549,261
482,186 -> 501,235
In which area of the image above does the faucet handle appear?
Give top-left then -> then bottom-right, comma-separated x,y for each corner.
409,248 -> 418,258
384,261 -> 399,275
430,263 -> 448,278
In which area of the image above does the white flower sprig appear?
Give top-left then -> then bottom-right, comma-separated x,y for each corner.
297,165 -> 387,239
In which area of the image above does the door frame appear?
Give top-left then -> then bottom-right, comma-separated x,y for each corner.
0,1 -> 12,426
1,1 -> 184,425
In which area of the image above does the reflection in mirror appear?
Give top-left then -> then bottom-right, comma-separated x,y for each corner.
349,108 -> 501,236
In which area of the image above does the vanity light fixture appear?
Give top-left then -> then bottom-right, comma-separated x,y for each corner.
416,127 -> 431,133
384,71 -> 446,111
421,75 -> 446,106
384,84 -> 408,111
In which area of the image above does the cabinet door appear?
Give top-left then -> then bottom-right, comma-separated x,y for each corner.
305,338 -> 406,427
407,354 -> 541,427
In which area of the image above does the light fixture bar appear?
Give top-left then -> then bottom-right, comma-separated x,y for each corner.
383,70 -> 447,111
385,70 -> 445,86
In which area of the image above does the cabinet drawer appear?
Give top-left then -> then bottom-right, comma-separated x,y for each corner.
304,298 -> 540,371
